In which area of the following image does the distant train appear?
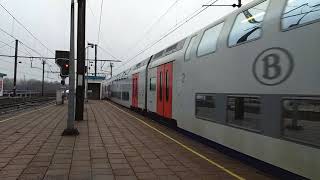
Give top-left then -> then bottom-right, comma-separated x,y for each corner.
102,0 -> 320,179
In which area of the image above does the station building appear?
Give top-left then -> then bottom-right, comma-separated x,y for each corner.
85,75 -> 105,100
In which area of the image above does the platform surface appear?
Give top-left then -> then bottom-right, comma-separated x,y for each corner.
0,100 -> 275,180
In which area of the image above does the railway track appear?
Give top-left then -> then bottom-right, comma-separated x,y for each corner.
0,97 -> 55,115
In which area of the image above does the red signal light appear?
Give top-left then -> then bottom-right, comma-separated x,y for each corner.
65,64 -> 69,68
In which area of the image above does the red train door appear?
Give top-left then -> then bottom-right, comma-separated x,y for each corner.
157,65 -> 164,116
132,73 -> 139,107
157,63 -> 173,119
164,63 -> 173,118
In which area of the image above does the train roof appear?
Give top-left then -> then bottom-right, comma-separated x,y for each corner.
112,0 -> 268,79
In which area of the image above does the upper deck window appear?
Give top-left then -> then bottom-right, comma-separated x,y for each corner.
185,35 -> 198,61
197,22 -> 224,57
282,0 -> 320,30
228,0 -> 270,46
166,43 -> 178,54
154,51 -> 164,60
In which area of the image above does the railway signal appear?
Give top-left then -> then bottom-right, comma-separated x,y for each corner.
55,50 -> 70,77
61,61 -> 69,77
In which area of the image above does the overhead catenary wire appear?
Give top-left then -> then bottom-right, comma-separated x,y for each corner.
98,45 -> 121,69
0,40 -> 31,56
0,41 -> 59,77
126,0 -> 181,54
0,3 -> 59,81
19,41 -> 44,58
0,23 -> 55,70
97,0 -> 104,45
113,0 -> 220,73
0,58 -> 57,80
18,42 -> 60,72
98,45 -> 120,60
87,0 -> 96,18
0,54 -> 122,62
0,26 -> 16,40
0,3 -> 55,55
0,40 -> 14,50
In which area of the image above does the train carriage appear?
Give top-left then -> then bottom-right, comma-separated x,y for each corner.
103,0 -> 320,179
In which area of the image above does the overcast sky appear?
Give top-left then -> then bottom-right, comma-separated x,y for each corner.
0,0 -> 253,82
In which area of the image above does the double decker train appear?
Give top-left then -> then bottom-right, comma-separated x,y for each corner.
102,0 -> 320,179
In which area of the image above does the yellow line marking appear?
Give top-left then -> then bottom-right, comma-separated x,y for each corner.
0,103 -> 55,123
105,101 -> 246,180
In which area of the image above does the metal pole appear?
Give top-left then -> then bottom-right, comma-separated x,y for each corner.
110,62 -> 113,78
75,0 -> 86,121
85,47 -> 89,101
42,60 -> 45,96
94,44 -> 97,77
62,0 -> 79,136
13,39 -> 18,97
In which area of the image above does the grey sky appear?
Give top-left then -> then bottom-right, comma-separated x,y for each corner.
0,0 -> 253,82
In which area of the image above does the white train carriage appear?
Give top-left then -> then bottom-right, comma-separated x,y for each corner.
103,0 -> 320,179
131,58 -> 150,110
104,70 -> 132,108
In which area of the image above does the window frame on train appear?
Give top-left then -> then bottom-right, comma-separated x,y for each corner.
195,93 -> 218,122
196,22 -> 225,57
281,96 -> 320,148
226,95 -> 262,133
228,0 -> 270,47
149,77 -> 156,91
184,35 -> 198,62
281,0 -> 320,31
122,92 -> 129,101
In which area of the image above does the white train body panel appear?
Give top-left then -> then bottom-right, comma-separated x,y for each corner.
147,67 -> 157,113
131,67 -> 147,109
103,0 -> 320,179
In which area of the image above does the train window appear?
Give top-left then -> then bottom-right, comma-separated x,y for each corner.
149,77 -> 156,91
228,0 -> 270,46
185,35 -> 198,61
282,98 -> 320,147
122,92 -> 129,101
282,0 -> 320,30
195,94 -> 216,121
227,96 -> 261,131
154,50 -> 164,60
111,91 -> 121,99
197,22 -> 224,56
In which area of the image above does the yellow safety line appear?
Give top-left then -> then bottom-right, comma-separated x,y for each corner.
0,103 -> 55,123
105,101 -> 246,180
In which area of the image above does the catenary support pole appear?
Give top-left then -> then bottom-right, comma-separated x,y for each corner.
110,62 -> 113,78
62,0 -> 79,136
75,0 -> 86,121
41,60 -> 45,96
13,39 -> 18,97
94,44 -> 97,77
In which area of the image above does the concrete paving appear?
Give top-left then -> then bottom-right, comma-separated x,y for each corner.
0,100 -> 276,180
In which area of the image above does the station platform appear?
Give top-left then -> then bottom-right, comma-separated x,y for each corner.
0,100 -> 275,180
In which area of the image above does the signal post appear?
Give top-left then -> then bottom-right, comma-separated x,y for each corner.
55,50 -> 79,136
